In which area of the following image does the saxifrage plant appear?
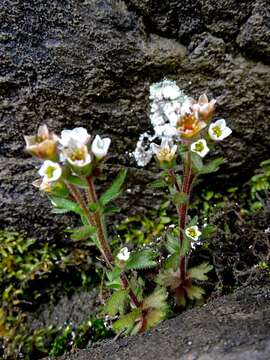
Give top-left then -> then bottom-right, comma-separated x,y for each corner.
24,79 -> 232,335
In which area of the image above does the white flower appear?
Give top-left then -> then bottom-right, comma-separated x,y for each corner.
63,139 -> 92,168
162,101 -> 181,126
154,124 -> 178,138
133,133 -> 154,167
190,139 -> 210,158
185,225 -> 202,241
38,160 -> 62,182
150,112 -> 165,127
180,98 -> 194,116
91,135 -> 111,159
59,127 -> 91,147
151,138 -> 177,163
117,247 -> 130,261
208,119 -> 232,141
150,79 -> 182,101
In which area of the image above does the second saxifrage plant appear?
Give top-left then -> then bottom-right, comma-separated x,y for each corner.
24,79 -> 232,335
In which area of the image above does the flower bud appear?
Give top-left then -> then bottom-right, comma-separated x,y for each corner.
91,135 -> 111,160
24,125 -> 58,160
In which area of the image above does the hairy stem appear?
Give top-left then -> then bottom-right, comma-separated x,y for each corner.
85,176 -> 141,308
65,181 -> 113,268
178,152 -> 195,279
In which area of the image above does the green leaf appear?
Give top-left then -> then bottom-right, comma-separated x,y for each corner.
142,287 -> 168,311
50,197 -> 83,215
103,206 -> 121,215
200,157 -> 224,174
126,249 -> 157,270
89,202 -> 99,213
188,262 -> 213,281
106,267 -> 122,289
112,309 -> 141,334
187,215 -> 198,227
104,289 -> 129,316
180,235 -> 190,256
172,192 -> 188,205
166,232 -> 180,254
149,179 -> 168,188
201,224 -> 217,239
191,152 -> 203,173
65,175 -> 88,188
100,170 -> 127,206
186,285 -> 205,300
66,225 -> 96,241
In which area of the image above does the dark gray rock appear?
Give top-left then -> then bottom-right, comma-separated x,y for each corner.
46,284 -> 270,360
1,0 -> 270,240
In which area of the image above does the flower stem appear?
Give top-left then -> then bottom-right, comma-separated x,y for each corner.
85,176 -> 141,308
65,181 -> 113,268
178,152 -> 195,279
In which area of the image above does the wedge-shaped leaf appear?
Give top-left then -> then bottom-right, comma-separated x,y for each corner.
186,285 -> 205,300
156,268 -> 181,290
191,152 -> 203,173
100,169 -> 127,206
65,175 -> 88,188
50,197 -> 83,215
104,289 -> 129,316
163,252 -> 180,270
172,192 -> 188,205
187,215 -> 198,228
188,262 -> 213,281
112,308 -> 141,334
201,224 -> 217,239
180,235 -> 190,256
166,232 -> 180,254
106,267 -> 122,289
149,179 -> 168,188
142,287 -> 168,311
200,157 -> 224,174
126,249 -> 157,270
67,225 -> 96,241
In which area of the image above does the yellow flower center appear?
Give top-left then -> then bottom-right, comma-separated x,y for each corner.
212,125 -> 222,138
70,149 -> 85,161
45,166 -> 56,179
194,142 -> 204,153
187,228 -> 196,238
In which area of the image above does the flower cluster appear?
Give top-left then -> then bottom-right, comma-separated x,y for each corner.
133,80 -> 232,166
24,126 -> 111,192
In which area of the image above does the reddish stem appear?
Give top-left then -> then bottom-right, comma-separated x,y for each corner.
178,153 -> 195,280
86,176 -> 141,308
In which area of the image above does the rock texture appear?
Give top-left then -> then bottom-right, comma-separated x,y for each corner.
1,0 -> 270,240
47,284 -> 270,360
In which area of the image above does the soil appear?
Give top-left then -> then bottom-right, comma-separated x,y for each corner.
46,282 -> 270,360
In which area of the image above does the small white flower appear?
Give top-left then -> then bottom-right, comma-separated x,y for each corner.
38,160 -> 62,182
150,112 -> 165,127
154,124 -> 178,138
117,247 -> 130,261
180,98 -> 194,116
190,139 -> 210,158
150,79 -> 182,101
185,225 -> 202,241
59,127 -> 91,147
151,138 -> 177,163
133,133 -> 154,167
91,135 -> 111,159
208,119 -> 232,141
63,139 -> 92,168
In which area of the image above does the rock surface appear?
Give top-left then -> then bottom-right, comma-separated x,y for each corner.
1,0 -> 270,239
46,284 -> 270,360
